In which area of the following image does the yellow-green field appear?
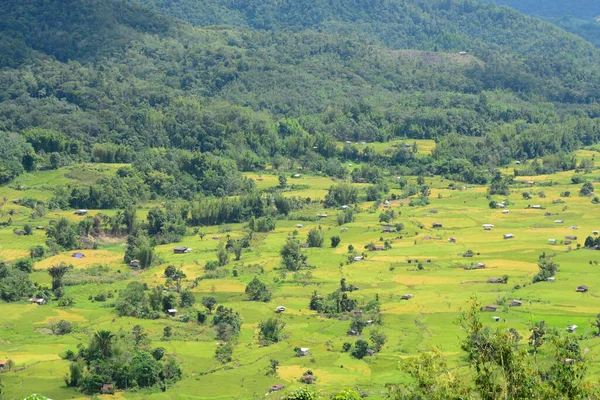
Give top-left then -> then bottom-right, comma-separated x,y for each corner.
2,157 -> 600,399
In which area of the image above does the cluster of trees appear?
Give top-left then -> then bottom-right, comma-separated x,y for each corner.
533,253 -> 559,283
64,326 -> 182,394
115,282 -> 195,319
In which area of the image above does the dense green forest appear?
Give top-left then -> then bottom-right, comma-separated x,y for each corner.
2,0 -> 600,197
484,1 -> 600,48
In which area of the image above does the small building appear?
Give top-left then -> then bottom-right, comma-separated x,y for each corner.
510,300 -> 522,307
497,202 -> 506,209
173,247 -> 191,254
492,316 -> 500,322
74,209 -> 88,216
296,224 -> 304,228
301,374 -> 316,384
269,384 -> 285,393
473,263 -> 486,269
72,252 -> 85,259
0,362 -> 5,369
482,224 -> 494,229
502,210 -> 510,214
167,309 -> 177,317
488,277 -> 505,284
565,236 -> 578,240
340,205 -> 350,210
382,228 -> 395,233
341,227 -> 348,232
570,226 -> 578,230
555,220 -> 564,224
432,223 -> 443,228
353,256 -> 364,262
547,277 -> 555,282
212,235 -> 220,240
448,237 -> 457,243
593,231 -> 599,236
35,226 -> 44,230
532,205 -> 542,209
422,235 -> 433,240
29,298 -> 46,305
503,234 -> 514,240
276,306 -> 286,313
576,285 -> 588,293
298,348 -> 310,357
300,242 -> 310,248
373,245 -> 386,251
544,212 -> 552,216
13,229 -> 25,236
482,305 -> 498,312
564,240 -> 572,245
567,325 -> 578,333
401,294 -> 414,300
548,239 -> 557,245
458,51 -> 468,55
366,349 -> 376,357
129,259 -> 141,268
347,329 -> 358,336
291,174 -> 301,179
101,384 -> 114,394
317,213 -> 328,218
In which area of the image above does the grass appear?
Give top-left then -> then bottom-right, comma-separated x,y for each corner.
2,159 -> 600,399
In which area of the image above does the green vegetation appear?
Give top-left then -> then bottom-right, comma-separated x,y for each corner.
4,0 -> 600,399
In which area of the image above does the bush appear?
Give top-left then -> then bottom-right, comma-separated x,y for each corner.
307,227 -> 325,248
331,236 -> 341,248
245,277 -> 272,302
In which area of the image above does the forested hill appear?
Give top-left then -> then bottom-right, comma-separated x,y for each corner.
481,1 -> 600,48
482,0 -> 600,19
3,0 -> 600,195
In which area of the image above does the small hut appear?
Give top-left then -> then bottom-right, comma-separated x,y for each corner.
276,306 -> 286,313
173,247 -> 191,254
503,233 -> 514,240
483,305 -> 498,312
167,309 -> 177,317
432,223 -> 443,228
448,237 -> 457,243
567,325 -> 578,333
576,285 -> 588,293
488,277 -> 505,284
401,294 -> 414,300
74,209 -> 88,216
510,300 -> 522,307
129,259 -> 140,268
298,348 -> 310,357
269,384 -> 285,393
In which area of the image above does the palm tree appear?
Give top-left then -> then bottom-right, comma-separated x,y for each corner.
48,263 -> 70,290
94,330 -> 115,359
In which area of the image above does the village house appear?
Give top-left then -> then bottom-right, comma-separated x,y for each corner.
503,233 -> 514,239
300,242 -> 310,248
317,213 -> 328,218
548,239 -> 557,245
129,259 -> 141,268
276,306 -> 286,313
482,224 -> 494,230
545,212 -> 552,216
373,245 -> 386,251
594,231 -> 600,236
565,236 -> 577,240
432,223 -> 443,228
401,294 -> 414,300
488,277 -> 505,284
35,225 -> 44,230
531,205 -> 542,209
167,309 -> 177,317
547,277 -> 556,282
564,240 -> 572,245
296,224 -> 304,228
29,298 -> 46,305
212,235 -> 220,240
173,246 -> 191,254
422,235 -> 433,240
72,252 -> 85,258
510,300 -> 522,307
502,209 -> 510,214
567,325 -> 578,333
448,237 -> 457,243
353,256 -> 364,262
576,285 -> 588,293
382,227 -> 395,233
555,220 -> 564,224
482,305 -> 498,312
298,348 -> 310,357
74,209 -> 88,216
291,173 -> 301,178
473,263 -> 486,269
269,384 -> 285,393
101,384 -> 114,394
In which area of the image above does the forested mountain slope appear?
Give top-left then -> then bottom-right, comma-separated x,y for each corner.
2,0 -> 600,193
482,0 -> 600,47
483,0 -> 600,19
